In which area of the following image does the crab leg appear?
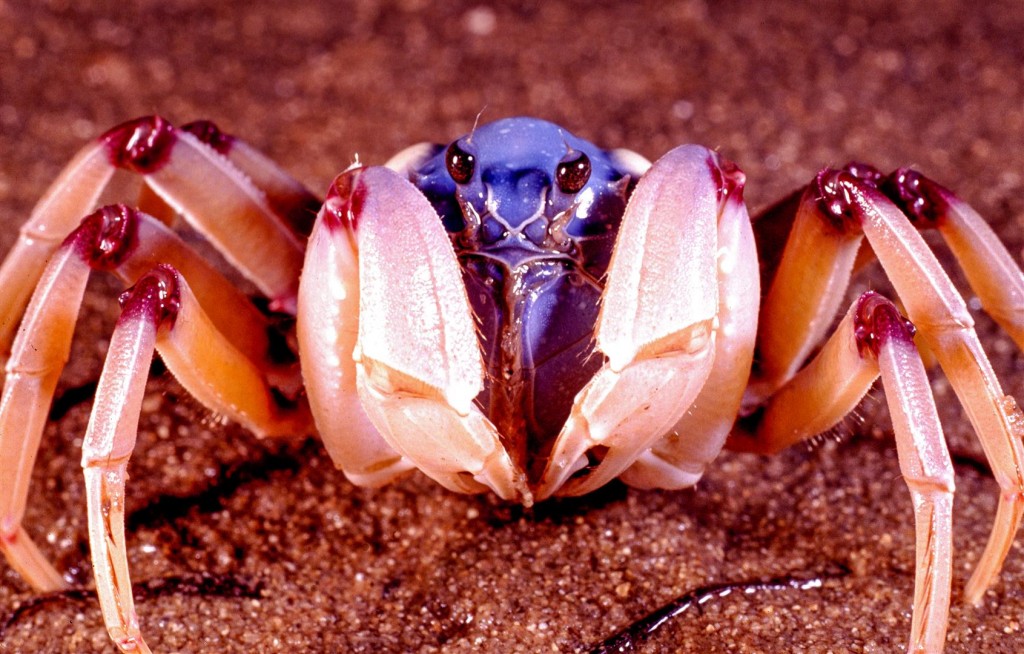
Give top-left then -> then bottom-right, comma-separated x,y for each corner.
879,169 -> 1024,601
179,120 -> 322,238
0,142 -> 116,358
101,117 -> 308,308
81,270 -> 167,654
299,165 -> 527,501
882,169 -> 1024,352
746,167 -> 1024,604
750,181 -> 865,400
81,263 -> 312,652
0,238 -> 88,591
754,293 -> 954,654
537,146 -> 732,499
0,206 -> 304,592
835,174 -> 1024,603
0,118 -> 313,362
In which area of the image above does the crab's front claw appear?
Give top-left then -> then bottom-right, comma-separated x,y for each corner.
537,146 -> 757,499
298,165 -> 530,502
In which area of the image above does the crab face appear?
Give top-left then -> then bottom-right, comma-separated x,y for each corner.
406,118 -> 635,480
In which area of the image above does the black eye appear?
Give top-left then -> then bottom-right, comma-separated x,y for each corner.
556,151 -> 591,193
445,141 -> 475,184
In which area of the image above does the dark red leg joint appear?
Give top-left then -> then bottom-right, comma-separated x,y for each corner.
181,119 -> 235,155
854,291 -> 917,358
101,116 -> 177,174
117,264 -> 181,329
65,204 -> 140,271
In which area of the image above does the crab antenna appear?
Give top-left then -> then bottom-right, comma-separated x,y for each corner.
559,131 -> 573,155
467,107 -> 487,144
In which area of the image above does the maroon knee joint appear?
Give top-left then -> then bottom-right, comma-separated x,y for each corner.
181,119 -> 235,155
813,162 -> 885,232
117,264 -> 181,329
101,115 -> 177,174
67,204 -> 140,271
853,291 -> 916,358
879,168 -> 952,228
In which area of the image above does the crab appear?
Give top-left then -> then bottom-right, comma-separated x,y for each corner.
0,115 -> 1022,654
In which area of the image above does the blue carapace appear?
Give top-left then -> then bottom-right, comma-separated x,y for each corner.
407,118 -> 636,476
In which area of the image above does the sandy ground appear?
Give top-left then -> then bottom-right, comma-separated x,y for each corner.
1,0 -> 1024,652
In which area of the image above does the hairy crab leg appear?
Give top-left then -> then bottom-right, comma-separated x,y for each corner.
537,146 -> 732,499
754,293 -> 954,654
0,206 -> 304,591
619,156 -> 760,490
300,165 -> 527,501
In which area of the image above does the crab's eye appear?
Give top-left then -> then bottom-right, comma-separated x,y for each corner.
445,141 -> 476,184
556,151 -> 591,194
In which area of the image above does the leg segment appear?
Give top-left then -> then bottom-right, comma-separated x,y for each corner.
0,142 -> 116,359
81,264 -> 309,653
537,146 -> 738,499
100,116 -> 308,309
180,120 -> 321,238
747,293 -> 954,654
80,269 -> 172,654
0,240 -> 89,591
748,175 -> 865,402
882,169 -> 1024,350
